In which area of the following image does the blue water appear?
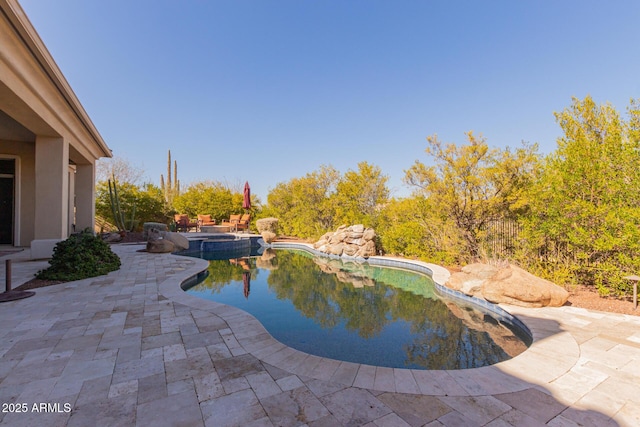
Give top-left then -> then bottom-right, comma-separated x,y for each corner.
183,249 -> 530,369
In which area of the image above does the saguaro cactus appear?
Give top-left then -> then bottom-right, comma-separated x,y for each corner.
108,175 -> 137,232
160,150 -> 180,205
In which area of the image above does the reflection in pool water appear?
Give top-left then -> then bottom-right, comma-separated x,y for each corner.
183,249 -> 530,369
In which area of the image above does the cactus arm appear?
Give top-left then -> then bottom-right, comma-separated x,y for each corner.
113,177 -> 126,231
108,179 -> 122,231
128,202 -> 137,232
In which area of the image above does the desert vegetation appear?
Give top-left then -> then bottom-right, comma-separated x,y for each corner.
95,96 -> 640,298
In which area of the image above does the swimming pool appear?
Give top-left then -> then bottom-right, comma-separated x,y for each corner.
181,247 -> 531,370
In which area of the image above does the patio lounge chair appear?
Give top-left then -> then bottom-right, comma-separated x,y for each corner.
175,214 -> 198,232
236,214 -> 251,232
197,214 -> 216,228
221,214 -> 241,231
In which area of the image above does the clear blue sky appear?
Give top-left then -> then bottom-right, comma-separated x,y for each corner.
19,0 -> 640,202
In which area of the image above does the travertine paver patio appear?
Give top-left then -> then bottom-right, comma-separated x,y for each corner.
0,244 -> 639,426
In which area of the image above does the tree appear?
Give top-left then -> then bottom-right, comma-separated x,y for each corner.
172,181 -> 247,222
264,165 -> 339,238
264,163 -> 391,239
377,196 -> 464,264
519,96 -> 640,295
96,181 -> 167,231
332,162 -> 390,228
96,156 -> 144,185
405,132 -> 539,261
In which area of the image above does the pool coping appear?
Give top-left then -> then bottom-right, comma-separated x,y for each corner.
162,242 -> 580,396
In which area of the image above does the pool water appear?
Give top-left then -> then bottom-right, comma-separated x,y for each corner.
183,249 -> 530,370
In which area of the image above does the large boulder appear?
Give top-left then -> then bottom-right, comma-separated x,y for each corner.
462,263 -> 500,279
103,232 -> 122,243
160,231 -> 189,251
342,244 -> 359,257
444,263 -> 569,308
256,218 -> 279,244
147,238 -> 175,253
256,217 -> 278,232
329,231 -> 348,244
313,232 -> 332,249
482,264 -> 569,308
143,222 -> 168,240
261,231 -> 277,244
355,239 -> 376,258
351,224 -> 365,233
446,263 -> 499,297
327,242 -> 345,256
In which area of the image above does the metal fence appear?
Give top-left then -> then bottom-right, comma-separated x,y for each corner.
479,218 -> 521,258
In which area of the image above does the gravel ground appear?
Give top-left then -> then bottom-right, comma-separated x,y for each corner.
567,285 -> 639,316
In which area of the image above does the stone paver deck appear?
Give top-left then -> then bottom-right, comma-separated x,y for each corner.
0,244 -> 639,426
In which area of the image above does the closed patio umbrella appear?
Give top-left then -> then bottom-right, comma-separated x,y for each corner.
242,181 -> 251,210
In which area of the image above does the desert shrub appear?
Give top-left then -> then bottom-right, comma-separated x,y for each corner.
96,181 -> 169,231
376,196 -> 464,265
517,96 -> 640,296
37,230 -> 121,281
172,181 -> 246,223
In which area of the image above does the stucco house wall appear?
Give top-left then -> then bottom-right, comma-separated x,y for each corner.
0,0 -> 112,257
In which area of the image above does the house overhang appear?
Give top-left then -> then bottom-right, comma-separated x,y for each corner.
0,0 -> 112,163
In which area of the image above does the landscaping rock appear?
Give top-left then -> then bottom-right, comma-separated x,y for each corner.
160,231 -> 189,251
256,218 -> 279,244
462,263 -> 500,279
327,242 -> 345,256
261,231 -> 276,244
147,238 -> 175,253
355,240 -> 376,258
444,262 -> 569,308
143,222 -> 168,240
363,228 -> 376,241
482,264 -> 569,308
342,244 -> 358,257
103,232 -> 122,243
313,225 -> 377,258
256,218 -> 279,233
446,263 -> 499,297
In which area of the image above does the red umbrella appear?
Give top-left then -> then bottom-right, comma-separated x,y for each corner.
242,181 -> 251,210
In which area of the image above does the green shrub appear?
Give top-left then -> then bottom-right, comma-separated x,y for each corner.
37,230 -> 121,281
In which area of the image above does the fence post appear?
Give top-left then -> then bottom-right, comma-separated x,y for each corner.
624,275 -> 639,310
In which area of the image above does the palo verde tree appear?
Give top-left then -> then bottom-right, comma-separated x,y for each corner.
264,163 -> 390,239
172,181 -> 245,221
404,132 -> 539,262
332,161 -> 390,228
377,196 -> 465,264
264,165 -> 339,238
519,96 -> 640,296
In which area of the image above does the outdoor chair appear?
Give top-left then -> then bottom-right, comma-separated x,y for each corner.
197,214 -> 216,228
221,214 -> 241,231
174,214 -> 198,232
236,213 -> 251,232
